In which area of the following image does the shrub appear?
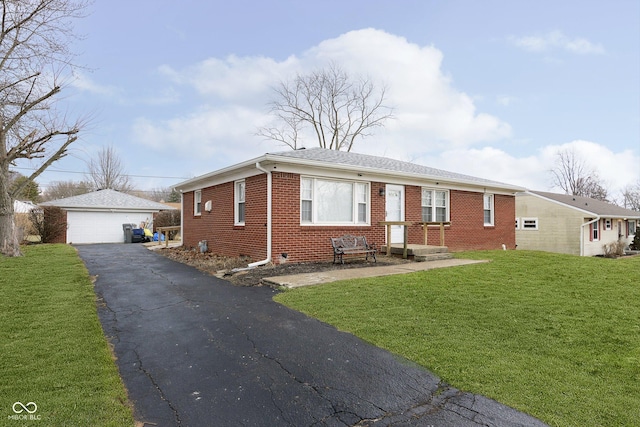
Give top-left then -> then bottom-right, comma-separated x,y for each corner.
154,209 -> 181,229
154,210 -> 181,240
631,232 -> 640,251
603,240 -> 626,258
30,206 -> 67,243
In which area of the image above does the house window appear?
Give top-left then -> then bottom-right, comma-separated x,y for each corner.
483,194 -> 494,226
301,178 -> 313,223
300,177 -> 369,225
356,183 -> 368,223
591,220 -> 599,241
604,219 -> 612,230
515,218 -> 520,229
521,218 -> 538,230
421,189 -> 449,222
194,190 -> 202,216
629,220 -> 636,236
235,180 -> 245,225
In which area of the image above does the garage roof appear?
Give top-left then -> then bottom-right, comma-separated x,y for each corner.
41,189 -> 176,211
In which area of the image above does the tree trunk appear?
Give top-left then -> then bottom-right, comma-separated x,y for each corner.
0,161 -> 22,257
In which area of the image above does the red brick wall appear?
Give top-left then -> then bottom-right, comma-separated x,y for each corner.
270,174 -> 387,263
182,175 -> 267,261
182,175 -> 516,263
396,187 -> 515,252
445,191 -> 516,251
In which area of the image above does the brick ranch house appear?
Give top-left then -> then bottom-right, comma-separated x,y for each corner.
174,148 -> 525,264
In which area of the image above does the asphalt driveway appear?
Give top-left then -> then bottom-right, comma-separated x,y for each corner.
77,244 -> 547,427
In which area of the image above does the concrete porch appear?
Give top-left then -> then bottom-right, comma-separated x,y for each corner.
381,244 -> 453,261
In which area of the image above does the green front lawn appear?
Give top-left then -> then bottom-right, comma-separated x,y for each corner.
0,245 -> 134,427
275,250 -> 640,427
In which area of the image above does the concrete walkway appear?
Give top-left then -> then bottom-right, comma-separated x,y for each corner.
264,258 -> 488,288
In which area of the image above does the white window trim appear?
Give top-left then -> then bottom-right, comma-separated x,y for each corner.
194,190 -> 202,216
521,217 -> 539,230
234,180 -> 245,226
421,188 -> 450,223
515,218 -> 520,229
604,218 -> 612,230
483,194 -> 495,226
300,176 -> 370,226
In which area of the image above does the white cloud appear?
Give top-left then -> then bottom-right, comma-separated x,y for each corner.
496,95 -> 516,107
158,54 -> 300,101
71,72 -> 121,96
509,30 -> 605,55
138,28 -> 511,165
539,140 -> 639,197
417,140 -> 638,200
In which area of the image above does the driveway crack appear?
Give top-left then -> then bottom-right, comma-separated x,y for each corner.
231,320 -> 388,427
133,349 -> 182,426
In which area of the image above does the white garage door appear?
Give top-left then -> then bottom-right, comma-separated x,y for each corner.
67,211 -> 153,244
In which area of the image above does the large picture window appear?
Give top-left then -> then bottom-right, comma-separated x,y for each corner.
300,177 -> 369,225
421,188 -> 448,222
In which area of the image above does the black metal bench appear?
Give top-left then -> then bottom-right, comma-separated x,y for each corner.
330,235 -> 377,264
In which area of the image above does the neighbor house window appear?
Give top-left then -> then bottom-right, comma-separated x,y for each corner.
421,188 -> 449,222
235,180 -> 245,225
194,190 -> 202,216
591,220 -> 599,241
521,218 -> 539,230
483,194 -> 494,226
604,218 -> 612,230
629,220 -> 636,236
300,177 -> 369,225
515,218 -> 520,229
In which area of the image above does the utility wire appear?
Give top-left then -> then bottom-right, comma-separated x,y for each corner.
11,166 -> 190,180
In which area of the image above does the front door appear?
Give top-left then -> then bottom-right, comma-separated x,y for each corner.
385,184 -> 405,243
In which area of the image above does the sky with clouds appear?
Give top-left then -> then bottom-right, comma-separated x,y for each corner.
21,0 -> 640,201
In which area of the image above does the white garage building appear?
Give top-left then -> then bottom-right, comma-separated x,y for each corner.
41,189 -> 175,244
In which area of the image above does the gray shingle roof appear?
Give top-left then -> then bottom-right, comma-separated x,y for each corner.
268,148 -> 520,189
40,189 -> 175,211
529,191 -> 640,218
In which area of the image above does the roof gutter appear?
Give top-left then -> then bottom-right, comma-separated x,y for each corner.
580,216 -> 600,256
247,162 -> 272,268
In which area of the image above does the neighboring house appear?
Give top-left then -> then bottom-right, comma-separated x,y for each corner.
40,189 -> 175,244
14,200 -> 38,213
516,190 -> 640,256
174,148 -> 525,263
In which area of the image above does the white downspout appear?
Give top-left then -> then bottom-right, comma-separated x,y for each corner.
247,162 -> 272,268
580,216 -> 600,256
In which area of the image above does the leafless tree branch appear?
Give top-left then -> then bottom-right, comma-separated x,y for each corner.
257,62 -> 394,151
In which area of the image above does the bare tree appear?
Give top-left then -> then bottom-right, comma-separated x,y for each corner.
144,187 -> 180,203
0,0 -> 88,257
257,63 -> 393,151
549,148 -> 609,201
41,179 -> 91,201
621,181 -> 640,211
86,145 -> 133,192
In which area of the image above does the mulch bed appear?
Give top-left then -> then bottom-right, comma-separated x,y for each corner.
157,246 -> 412,287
